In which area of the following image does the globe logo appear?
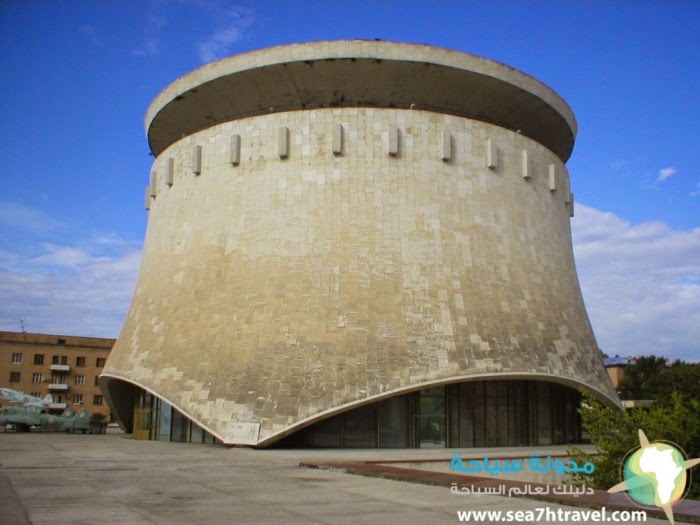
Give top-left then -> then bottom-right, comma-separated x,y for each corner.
608,429 -> 700,525
624,442 -> 686,507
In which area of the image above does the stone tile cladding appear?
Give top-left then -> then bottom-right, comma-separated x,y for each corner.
104,107 -> 619,445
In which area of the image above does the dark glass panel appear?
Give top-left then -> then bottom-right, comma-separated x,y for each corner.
509,381 -> 529,446
422,386 -> 446,397
378,395 -> 410,448
552,385 -> 567,445
344,403 -> 377,448
190,422 -> 203,443
495,383 -> 509,446
419,392 -> 445,416
458,394 -> 475,447
416,386 -> 446,447
566,389 -> 580,443
157,402 -> 172,442
469,394 -> 485,447
151,397 -> 161,440
170,409 -> 189,443
448,394 -> 459,447
416,416 -> 446,448
485,392 -> 498,446
536,382 -> 553,445
307,414 -> 342,447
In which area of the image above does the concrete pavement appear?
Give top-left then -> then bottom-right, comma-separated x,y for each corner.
0,431 -> 682,525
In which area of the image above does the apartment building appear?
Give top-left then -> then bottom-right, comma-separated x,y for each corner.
1,331 -> 114,420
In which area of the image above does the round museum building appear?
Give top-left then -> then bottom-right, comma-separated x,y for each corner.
100,40 -> 620,447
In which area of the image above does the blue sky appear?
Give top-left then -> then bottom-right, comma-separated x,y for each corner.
0,1 -> 698,361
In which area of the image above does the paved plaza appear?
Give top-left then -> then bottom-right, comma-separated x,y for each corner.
0,430 -> 685,525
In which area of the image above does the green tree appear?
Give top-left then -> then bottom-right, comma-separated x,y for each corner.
568,391 -> 700,499
617,355 -> 667,399
618,356 -> 700,401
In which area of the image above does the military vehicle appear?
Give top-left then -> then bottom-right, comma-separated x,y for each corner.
0,405 -> 91,433
0,388 -> 53,407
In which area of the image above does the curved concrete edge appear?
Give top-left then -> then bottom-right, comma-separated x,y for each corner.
145,40 -> 577,160
98,373 -> 227,444
256,372 -> 622,447
101,370 -> 621,447
147,40 -> 576,135
97,374 -> 127,431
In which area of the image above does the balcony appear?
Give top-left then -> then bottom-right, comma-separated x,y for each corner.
48,403 -> 67,410
48,383 -> 69,392
50,364 -> 70,372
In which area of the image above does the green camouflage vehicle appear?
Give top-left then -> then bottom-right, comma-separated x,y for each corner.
0,405 -> 91,433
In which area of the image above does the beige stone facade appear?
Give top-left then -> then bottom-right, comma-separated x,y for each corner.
101,40 -> 619,446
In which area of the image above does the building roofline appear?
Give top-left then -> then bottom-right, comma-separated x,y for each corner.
0,331 -> 115,349
146,40 -> 577,162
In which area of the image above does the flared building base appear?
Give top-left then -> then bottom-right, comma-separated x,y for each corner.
120,379 -> 581,448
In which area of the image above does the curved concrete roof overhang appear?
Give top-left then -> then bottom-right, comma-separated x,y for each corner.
146,40 -> 577,162
100,371 -> 620,447
99,373 -> 229,443
257,372 -> 621,447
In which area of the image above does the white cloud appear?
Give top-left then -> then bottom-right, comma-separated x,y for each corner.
0,203 -> 142,338
609,160 -> 681,190
196,8 -> 254,63
0,201 -> 67,235
0,245 -> 141,338
31,244 -> 101,267
572,204 -> 700,362
656,166 -> 677,184
690,182 -> 700,197
131,5 -> 169,57
131,3 -> 254,61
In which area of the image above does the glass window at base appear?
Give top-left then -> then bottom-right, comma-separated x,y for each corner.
130,380 -> 581,448
276,379 -> 581,449
131,390 -> 218,444
378,395 -> 410,447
